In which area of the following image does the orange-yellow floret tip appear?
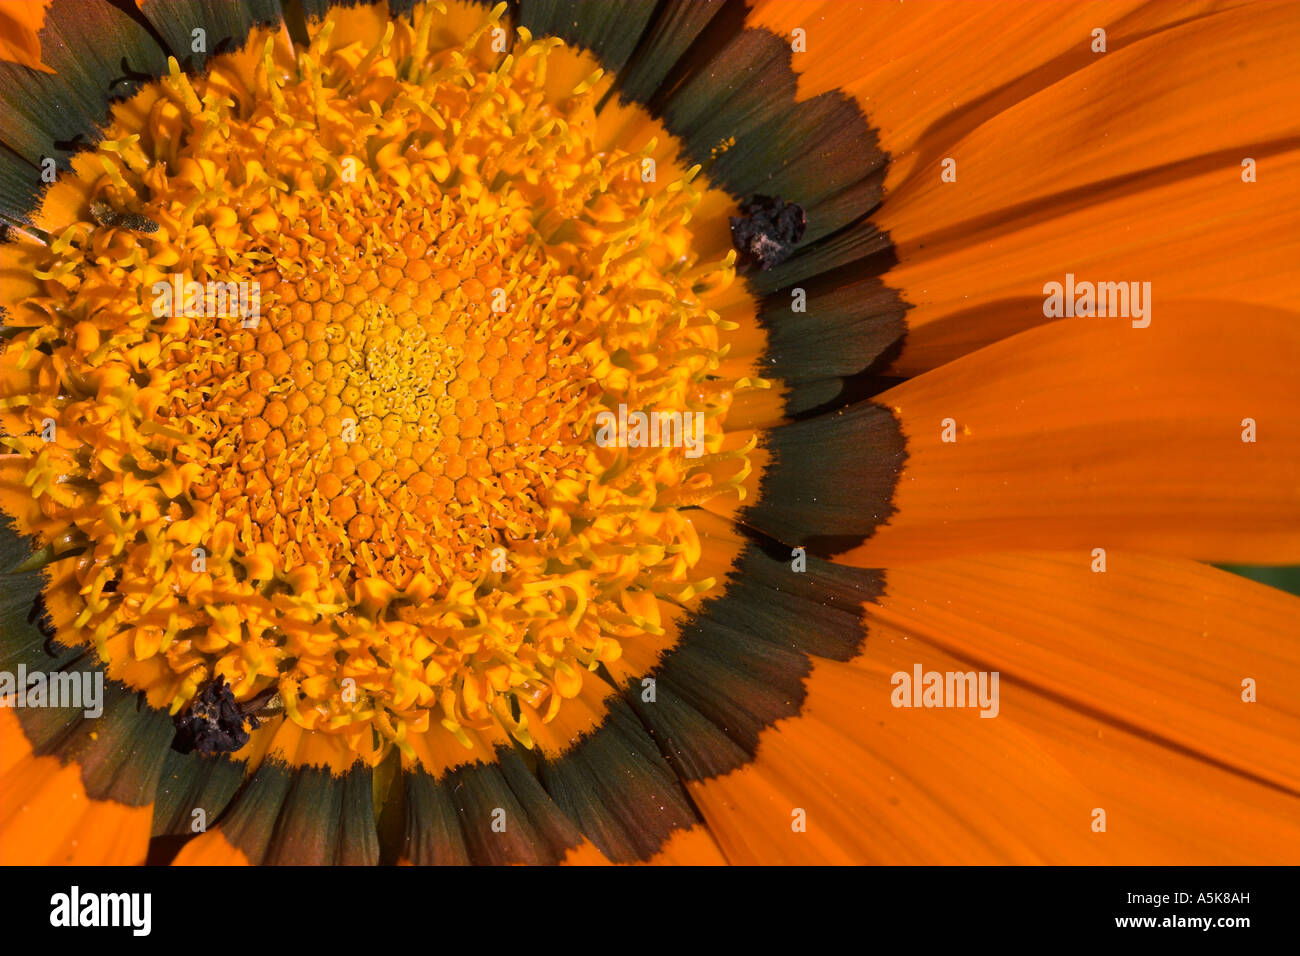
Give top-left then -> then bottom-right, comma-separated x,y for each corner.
0,2 -> 757,764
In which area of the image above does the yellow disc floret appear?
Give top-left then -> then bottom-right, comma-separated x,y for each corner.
0,2 -> 757,762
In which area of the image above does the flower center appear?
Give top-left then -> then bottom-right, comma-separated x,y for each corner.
2,2 -> 759,762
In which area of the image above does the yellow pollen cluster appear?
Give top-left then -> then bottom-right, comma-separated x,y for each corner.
0,2 -> 757,760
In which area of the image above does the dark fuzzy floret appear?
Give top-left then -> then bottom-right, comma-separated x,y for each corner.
172,675 -> 260,755
729,195 -> 806,270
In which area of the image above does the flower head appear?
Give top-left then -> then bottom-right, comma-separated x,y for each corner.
1,0 -> 1297,867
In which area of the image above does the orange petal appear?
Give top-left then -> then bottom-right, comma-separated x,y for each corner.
872,0 -> 1300,373
561,840 -> 612,865
842,303 -> 1300,566
876,1 -> 1300,244
0,0 -> 55,73
882,149 -> 1300,375
168,827 -> 252,866
640,825 -> 728,865
869,552 -> 1300,793
746,0 -> 1254,192
0,707 -> 152,864
690,553 -> 1300,862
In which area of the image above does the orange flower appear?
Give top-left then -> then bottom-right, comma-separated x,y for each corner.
0,0 -> 1296,865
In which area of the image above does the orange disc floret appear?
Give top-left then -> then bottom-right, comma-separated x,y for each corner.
329,495 -> 357,523
263,399 -> 289,429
